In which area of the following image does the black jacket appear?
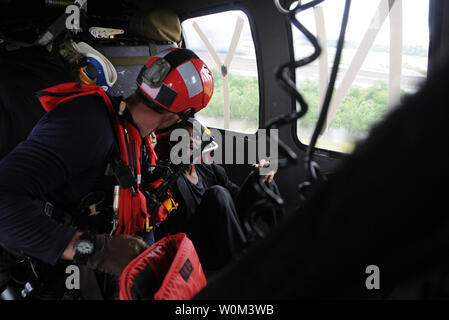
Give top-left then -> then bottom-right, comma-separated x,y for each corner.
160,163 -> 240,235
0,94 -> 119,265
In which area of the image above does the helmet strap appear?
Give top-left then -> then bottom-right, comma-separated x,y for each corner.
177,108 -> 194,122
154,109 -> 195,135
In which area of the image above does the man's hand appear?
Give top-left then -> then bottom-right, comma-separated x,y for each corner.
252,159 -> 276,183
63,232 -> 149,276
62,231 -> 82,260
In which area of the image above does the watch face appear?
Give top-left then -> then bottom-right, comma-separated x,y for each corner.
75,240 -> 94,255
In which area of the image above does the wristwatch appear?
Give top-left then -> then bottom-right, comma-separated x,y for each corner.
73,232 -> 96,265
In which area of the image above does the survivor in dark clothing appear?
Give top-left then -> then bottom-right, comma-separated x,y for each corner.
159,163 -> 244,271
159,163 -> 282,271
181,169 -> 208,214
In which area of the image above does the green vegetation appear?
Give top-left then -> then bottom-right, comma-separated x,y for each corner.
298,80 -> 390,132
198,69 -> 259,123
200,69 -> 392,134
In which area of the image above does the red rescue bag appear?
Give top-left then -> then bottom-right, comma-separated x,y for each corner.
119,233 -> 206,300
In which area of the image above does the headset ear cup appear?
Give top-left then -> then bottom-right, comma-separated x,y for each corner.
78,63 -> 98,85
71,41 -> 117,91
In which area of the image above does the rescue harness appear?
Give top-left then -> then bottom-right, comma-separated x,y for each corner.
36,82 -> 177,236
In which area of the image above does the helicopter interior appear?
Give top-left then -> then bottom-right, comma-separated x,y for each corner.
1,0 -> 449,300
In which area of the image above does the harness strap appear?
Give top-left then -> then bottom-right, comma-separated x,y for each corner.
37,82 -> 150,235
36,200 -> 74,227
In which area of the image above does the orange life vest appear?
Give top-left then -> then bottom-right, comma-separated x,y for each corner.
37,82 -> 176,235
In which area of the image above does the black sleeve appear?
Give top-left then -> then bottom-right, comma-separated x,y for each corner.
0,95 -> 115,265
0,98 -> 12,160
210,163 -> 240,199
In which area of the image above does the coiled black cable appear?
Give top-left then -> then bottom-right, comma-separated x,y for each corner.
304,0 -> 351,181
242,0 -> 352,236
270,0 -> 351,182
267,0 -> 325,130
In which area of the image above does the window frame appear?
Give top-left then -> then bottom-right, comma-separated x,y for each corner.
287,0 -> 430,159
286,11 -> 347,160
179,4 -> 264,135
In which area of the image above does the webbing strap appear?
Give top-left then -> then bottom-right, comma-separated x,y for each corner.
107,56 -> 151,66
37,83 -> 150,235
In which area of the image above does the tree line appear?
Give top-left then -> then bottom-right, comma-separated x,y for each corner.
199,69 -> 394,133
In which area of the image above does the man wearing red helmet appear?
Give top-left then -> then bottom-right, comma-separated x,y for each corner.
0,48 -> 213,299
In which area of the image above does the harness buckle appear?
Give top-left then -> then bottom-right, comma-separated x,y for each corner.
43,202 -> 55,217
113,161 -> 138,191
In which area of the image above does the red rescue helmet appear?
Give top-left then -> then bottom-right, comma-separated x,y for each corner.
136,48 -> 214,115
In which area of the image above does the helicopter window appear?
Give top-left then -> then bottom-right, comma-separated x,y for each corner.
291,0 -> 429,153
182,10 -> 259,134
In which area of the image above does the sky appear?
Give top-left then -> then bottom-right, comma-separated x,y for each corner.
182,10 -> 252,53
182,0 -> 430,51
292,0 -> 430,47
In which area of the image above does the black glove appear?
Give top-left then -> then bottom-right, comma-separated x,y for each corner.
85,234 -> 149,277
